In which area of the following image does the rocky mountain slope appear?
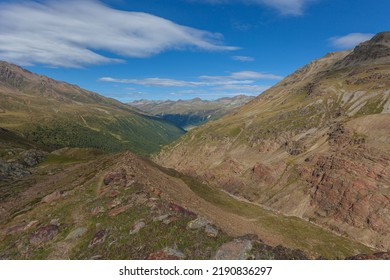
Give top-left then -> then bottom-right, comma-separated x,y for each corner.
0,61 -> 184,155
156,32 -> 390,251
128,95 -> 254,130
0,148 -> 377,259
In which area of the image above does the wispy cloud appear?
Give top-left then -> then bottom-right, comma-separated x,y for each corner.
101,70 -> 282,99
329,33 -> 374,49
100,77 -> 200,87
231,55 -> 255,62
0,0 -> 236,68
200,71 -> 283,81
188,0 -> 314,15
100,71 -> 283,87
216,84 -> 270,92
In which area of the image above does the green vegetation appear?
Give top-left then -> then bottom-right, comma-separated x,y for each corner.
229,127 -> 241,137
20,114 -> 184,156
356,96 -> 386,116
0,61 -> 186,157
72,205 -> 230,260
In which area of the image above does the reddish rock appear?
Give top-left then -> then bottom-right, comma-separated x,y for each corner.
105,198 -> 121,209
103,169 -> 127,187
214,239 -> 253,260
169,203 -> 196,217
6,222 -> 27,235
132,192 -> 149,206
107,204 -> 131,217
91,206 -> 105,216
346,252 -> 390,260
129,220 -> 146,235
147,248 -> 185,260
29,225 -> 58,245
146,251 -> 181,260
305,153 -> 390,233
151,188 -> 162,197
41,191 -> 62,204
251,163 -> 276,185
107,190 -> 121,198
89,230 -> 108,247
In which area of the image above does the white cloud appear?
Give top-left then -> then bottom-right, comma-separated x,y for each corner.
216,84 -> 270,92
200,71 -> 283,81
100,71 -> 283,87
189,0 -> 314,15
231,55 -> 255,62
100,77 -> 200,87
254,0 -> 311,15
0,0 -> 236,67
329,33 -> 375,49
101,70 -> 281,98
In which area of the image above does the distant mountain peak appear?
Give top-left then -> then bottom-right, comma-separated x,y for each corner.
128,95 -> 255,130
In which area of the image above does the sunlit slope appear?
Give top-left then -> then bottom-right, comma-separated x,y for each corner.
157,32 -> 390,250
0,61 -> 184,155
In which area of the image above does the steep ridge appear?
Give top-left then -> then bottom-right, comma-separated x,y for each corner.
0,61 -> 184,155
156,32 -> 390,251
128,96 -> 254,130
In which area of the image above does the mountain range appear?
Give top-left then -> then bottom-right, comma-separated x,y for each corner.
0,32 -> 389,260
128,95 -> 254,130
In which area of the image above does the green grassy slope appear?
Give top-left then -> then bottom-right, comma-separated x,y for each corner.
0,61 -> 185,155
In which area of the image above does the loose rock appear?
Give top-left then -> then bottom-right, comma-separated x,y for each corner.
103,169 -> 127,187
187,217 -> 209,230
105,198 -> 121,209
89,230 -> 108,247
29,225 -> 59,245
205,224 -> 218,237
147,247 -> 185,260
42,191 -> 62,204
214,239 -> 253,260
108,204 -> 131,217
129,220 -> 146,235
65,227 -> 87,240
91,206 -> 105,216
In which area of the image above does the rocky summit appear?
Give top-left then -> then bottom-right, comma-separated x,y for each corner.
156,32 -> 390,252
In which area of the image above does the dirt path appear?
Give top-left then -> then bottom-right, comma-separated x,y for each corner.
156,173 -> 286,246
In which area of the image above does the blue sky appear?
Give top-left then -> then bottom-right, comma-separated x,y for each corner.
0,0 -> 389,101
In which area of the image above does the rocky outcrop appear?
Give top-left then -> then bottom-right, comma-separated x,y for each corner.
147,247 -> 186,260
29,225 -> 59,245
89,230 -> 108,247
65,227 -> 87,241
129,220 -> 145,235
0,149 -> 47,180
303,151 -> 390,234
214,239 -> 253,260
336,32 -> 390,68
346,252 -> 390,260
